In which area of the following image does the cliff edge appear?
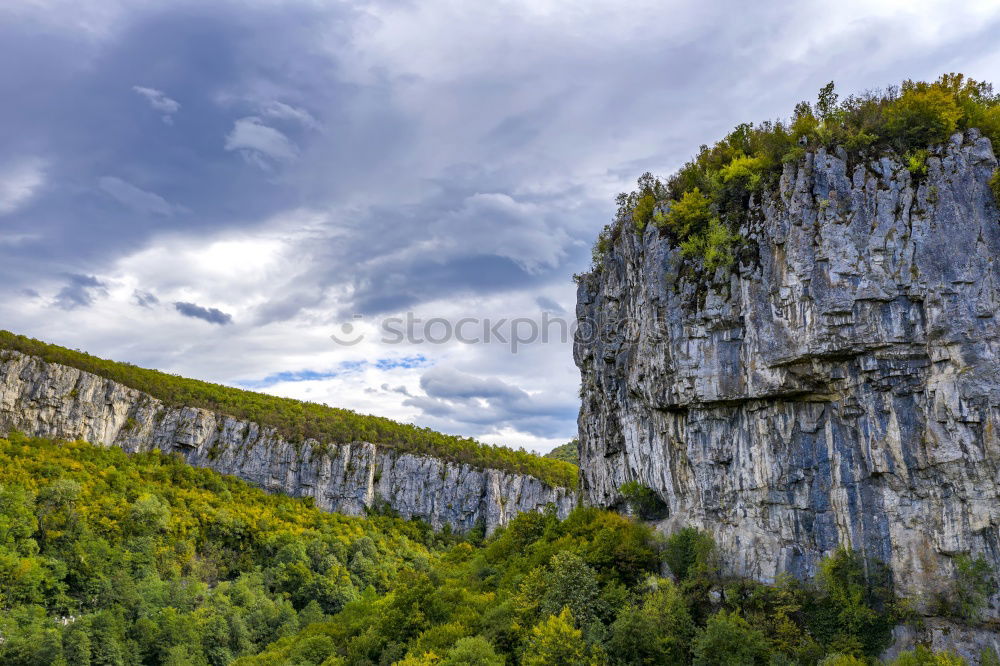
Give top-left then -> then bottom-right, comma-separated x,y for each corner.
0,351 -> 575,533
575,131 -> 1000,623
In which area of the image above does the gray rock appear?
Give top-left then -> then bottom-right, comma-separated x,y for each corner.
884,619 -> 1000,663
0,351 -> 575,533
574,133 -> 1000,628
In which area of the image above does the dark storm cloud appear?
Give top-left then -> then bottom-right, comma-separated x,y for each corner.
6,1 -> 1000,318
0,1 -> 358,286
133,290 -> 159,308
174,301 -> 233,325
401,367 -> 578,439
54,274 -> 107,310
3,1 -> 1000,446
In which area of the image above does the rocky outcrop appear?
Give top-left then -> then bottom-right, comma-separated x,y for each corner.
574,131 -> 1000,623
0,351 -> 575,533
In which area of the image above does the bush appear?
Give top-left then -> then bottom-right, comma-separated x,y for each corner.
663,527 -> 716,582
889,646 -> 967,666
806,548 -> 896,657
818,654 -> 867,665
974,104 -> 1000,147
885,82 -> 963,150
656,188 -> 715,238
632,193 -> 657,232
652,188 -> 740,271
719,154 -> 766,196
679,217 -> 739,271
906,148 -> 930,176
951,553 -> 993,621
617,481 -> 667,520
691,610 -> 772,666
990,168 -> 1000,205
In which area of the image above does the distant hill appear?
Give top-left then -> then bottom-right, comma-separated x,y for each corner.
0,330 -> 577,489
545,438 -> 579,466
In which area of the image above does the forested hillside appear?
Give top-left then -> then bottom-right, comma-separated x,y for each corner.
543,440 -> 579,466
0,435 -> 985,664
0,331 -> 576,489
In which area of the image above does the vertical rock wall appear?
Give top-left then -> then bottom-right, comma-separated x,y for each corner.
0,351 -> 575,533
574,131 -> 1000,619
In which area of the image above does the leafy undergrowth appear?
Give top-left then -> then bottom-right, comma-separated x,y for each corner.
1,436 -> 986,665
592,73 -> 1000,274
0,330 -> 578,489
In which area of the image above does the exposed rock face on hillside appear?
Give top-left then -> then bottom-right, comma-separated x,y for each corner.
575,131 -> 1000,619
0,352 -> 575,533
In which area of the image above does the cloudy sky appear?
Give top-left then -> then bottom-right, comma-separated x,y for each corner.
2,1 -> 999,453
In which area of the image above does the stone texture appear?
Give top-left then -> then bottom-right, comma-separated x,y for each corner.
574,132 -> 1000,623
884,619 -> 1000,663
0,351 -> 575,533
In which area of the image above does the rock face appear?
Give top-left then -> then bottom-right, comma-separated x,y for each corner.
574,131 -> 1000,619
0,351 -> 575,533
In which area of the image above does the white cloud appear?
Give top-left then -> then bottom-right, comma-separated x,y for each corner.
0,158 -> 45,215
132,85 -> 180,124
6,0 -> 1000,453
261,101 -> 320,130
225,117 -> 299,166
98,176 -> 181,216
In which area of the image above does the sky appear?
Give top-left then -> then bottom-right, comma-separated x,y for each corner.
2,0 -> 1000,453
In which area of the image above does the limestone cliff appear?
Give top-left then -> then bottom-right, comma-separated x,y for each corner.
0,351 -> 575,533
574,131 -> 1000,620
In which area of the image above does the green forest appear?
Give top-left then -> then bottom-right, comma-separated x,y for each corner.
0,435 -> 990,665
0,331 -> 577,490
591,73 -> 1000,272
543,440 -> 579,466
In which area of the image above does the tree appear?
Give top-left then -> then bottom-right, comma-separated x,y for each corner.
440,637 -> 504,666
609,579 -> 695,664
523,608 -> 598,666
287,635 -> 337,666
534,551 -> 605,628
663,528 -> 716,583
36,479 -> 83,550
807,548 -> 896,657
886,81 -> 963,150
0,485 -> 39,555
692,611 -> 772,666
657,188 -> 715,238
63,625 -> 92,666
816,81 -> 840,120
126,493 -> 171,537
